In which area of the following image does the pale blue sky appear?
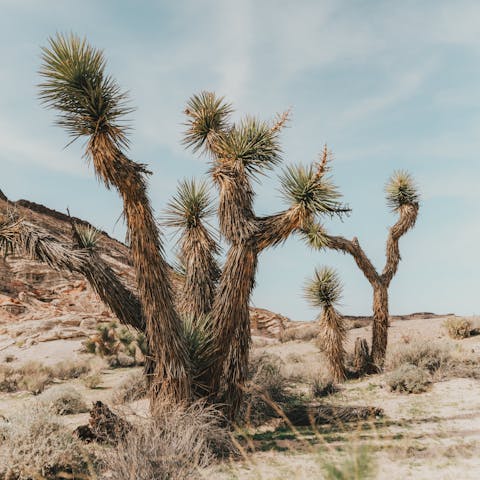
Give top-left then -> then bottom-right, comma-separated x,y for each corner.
1,0 -> 479,319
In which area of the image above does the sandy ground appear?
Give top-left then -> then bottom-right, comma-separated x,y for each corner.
1,315 -> 480,479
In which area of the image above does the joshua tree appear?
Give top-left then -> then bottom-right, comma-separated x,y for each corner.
0,33 -> 351,417
303,169 -> 420,370
182,97 -> 348,416
38,34 -> 192,403
305,266 -> 346,382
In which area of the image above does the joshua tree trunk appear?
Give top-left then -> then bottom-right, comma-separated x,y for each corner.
371,282 -> 389,368
320,307 -> 347,382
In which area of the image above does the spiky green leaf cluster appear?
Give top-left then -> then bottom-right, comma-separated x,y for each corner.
75,224 -> 100,250
181,314 -> 215,395
38,33 -> 132,145
280,164 -> 348,216
183,91 -> 233,153
304,266 -> 343,308
164,179 -> 215,229
300,221 -> 329,250
214,116 -> 282,175
385,170 -> 419,211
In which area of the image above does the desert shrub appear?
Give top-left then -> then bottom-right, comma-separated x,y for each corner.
280,324 -> 319,342
241,353 -> 301,425
388,341 -> 480,384
311,377 -> 338,398
83,322 -> 145,366
104,402 -> 234,479
0,404 -> 96,479
21,371 -> 51,395
40,385 -> 88,415
386,364 -> 431,394
50,359 -> 91,380
3,354 -> 17,363
443,317 -> 472,339
82,372 -> 102,389
112,371 -> 148,404
387,341 -> 452,374
0,366 -> 20,393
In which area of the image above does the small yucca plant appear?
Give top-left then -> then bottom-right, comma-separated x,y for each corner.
305,266 -> 346,382
75,224 -> 101,250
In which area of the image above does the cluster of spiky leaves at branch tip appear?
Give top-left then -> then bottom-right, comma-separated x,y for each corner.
38,34 -> 133,147
164,179 -> 215,231
305,266 -> 343,308
305,267 -> 346,382
385,170 -> 419,211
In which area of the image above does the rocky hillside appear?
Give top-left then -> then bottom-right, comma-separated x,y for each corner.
0,191 -> 288,349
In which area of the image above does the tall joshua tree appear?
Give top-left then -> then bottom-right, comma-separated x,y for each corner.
2,33 -> 349,418
303,170 -> 420,369
183,97 -> 348,416
304,266 -> 346,382
38,34 -> 191,403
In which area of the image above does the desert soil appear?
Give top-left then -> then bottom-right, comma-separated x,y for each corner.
1,315 -> 479,479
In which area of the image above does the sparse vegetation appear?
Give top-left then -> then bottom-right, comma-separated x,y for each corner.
241,353 -> 300,426
112,371 -> 148,404
0,360 -> 93,394
83,322 -> 145,367
82,372 -> 103,389
40,385 -> 88,415
311,377 -> 338,398
0,405 -> 97,479
387,341 -> 452,374
443,317 -> 472,339
386,364 -> 432,394
103,402 -> 234,480
319,445 -> 376,480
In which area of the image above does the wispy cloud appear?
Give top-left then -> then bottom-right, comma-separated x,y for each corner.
0,119 -> 85,176
334,64 -> 434,127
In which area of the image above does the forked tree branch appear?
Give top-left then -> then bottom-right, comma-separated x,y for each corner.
323,234 -> 380,286
0,218 -> 145,331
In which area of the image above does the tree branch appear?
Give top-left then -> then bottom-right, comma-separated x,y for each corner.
381,203 -> 419,286
255,208 -> 304,252
324,234 -> 380,286
0,218 -> 145,331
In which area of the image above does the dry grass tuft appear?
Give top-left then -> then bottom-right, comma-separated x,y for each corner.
0,359 -> 93,395
387,341 -> 452,374
82,372 -> 103,389
386,340 -> 480,385
319,444 -> 376,480
280,324 -> 319,343
103,402 -> 234,479
0,404 -> 97,479
241,353 -> 301,425
311,377 -> 338,398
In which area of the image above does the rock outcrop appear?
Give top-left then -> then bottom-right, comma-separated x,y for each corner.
0,195 -> 289,346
